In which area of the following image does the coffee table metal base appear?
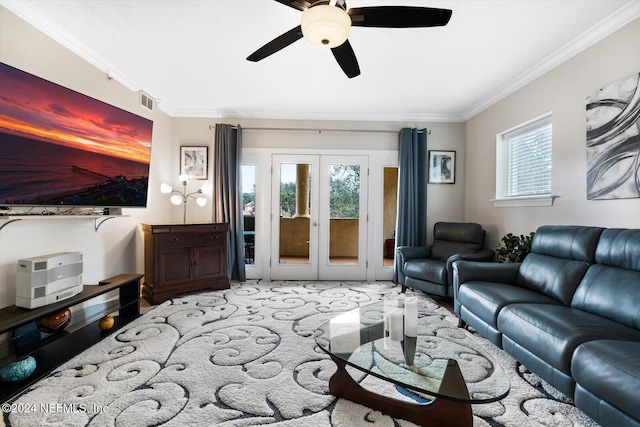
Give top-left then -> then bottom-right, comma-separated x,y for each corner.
328,355 -> 473,427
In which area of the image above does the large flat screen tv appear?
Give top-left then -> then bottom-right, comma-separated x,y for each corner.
0,62 -> 153,209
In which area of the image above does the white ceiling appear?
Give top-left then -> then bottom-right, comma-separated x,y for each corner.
3,0 -> 639,122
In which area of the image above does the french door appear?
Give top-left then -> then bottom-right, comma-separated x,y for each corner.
270,154 -> 368,280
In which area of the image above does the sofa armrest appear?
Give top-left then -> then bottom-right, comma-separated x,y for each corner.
395,246 -> 432,284
454,260 -> 520,285
452,261 -> 521,315
445,250 -> 495,283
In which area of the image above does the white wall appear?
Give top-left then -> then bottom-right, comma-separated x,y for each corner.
172,118 -> 465,280
465,17 -> 640,249
0,7 -> 172,308
171,117 -> 466,236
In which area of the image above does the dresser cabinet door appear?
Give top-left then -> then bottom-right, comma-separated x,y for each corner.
195,245 -> 226,280
158,247 -> 193,285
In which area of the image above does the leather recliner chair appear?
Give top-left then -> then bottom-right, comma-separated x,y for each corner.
395,222 -> 494,298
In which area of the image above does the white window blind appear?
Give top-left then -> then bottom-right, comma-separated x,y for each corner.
504,118 -> 552,197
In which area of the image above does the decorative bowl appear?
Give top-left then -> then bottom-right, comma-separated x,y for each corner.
36,308 -> 71,333
0,356 -> 37,382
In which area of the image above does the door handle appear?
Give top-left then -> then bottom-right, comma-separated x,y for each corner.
312,222 -> 317,227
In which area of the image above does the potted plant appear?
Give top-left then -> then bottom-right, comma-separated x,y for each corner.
496,232 -> 535,263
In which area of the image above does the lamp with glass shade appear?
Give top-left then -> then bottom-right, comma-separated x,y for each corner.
301,3 -> 351,48
160,174 -> 209,223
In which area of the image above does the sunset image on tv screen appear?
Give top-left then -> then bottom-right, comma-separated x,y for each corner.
0,62 -> 153,207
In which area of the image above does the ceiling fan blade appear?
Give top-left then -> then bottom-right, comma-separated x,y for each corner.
331,40 -> 360,78
349,6 -> 452,28
273,0 -> 312,12
247,26 -> 303,62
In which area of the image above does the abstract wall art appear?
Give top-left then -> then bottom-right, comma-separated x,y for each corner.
586,72 -> 640,200
428,150 -> 456,184
180,146 -> 208,180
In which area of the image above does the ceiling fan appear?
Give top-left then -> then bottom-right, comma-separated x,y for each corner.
247,0 -> 452,78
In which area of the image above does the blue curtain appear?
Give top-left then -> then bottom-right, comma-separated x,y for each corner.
393,128 -> 428,282
213,124 -> 246,281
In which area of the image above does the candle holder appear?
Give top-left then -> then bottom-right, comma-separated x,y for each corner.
402,335 -> 417,365
402,298 -> 418,365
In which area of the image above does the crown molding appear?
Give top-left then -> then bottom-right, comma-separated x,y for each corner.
154,100 -> 188,118
461,1 -> 640,121
164,106 -> 464,123
4,0 -> 638,123
1,0 -> 144,93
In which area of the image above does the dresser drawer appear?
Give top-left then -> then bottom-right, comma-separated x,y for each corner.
157,231 -> 225,249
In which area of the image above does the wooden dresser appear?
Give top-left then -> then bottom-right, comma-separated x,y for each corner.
142,223 -> 229,305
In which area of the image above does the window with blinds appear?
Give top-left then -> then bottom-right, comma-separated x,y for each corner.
504,116 -> 552,197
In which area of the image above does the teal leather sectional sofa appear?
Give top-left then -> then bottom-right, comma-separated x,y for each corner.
453,225 -> 640,427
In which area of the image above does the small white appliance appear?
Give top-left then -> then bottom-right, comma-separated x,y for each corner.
15,252 -> 83,309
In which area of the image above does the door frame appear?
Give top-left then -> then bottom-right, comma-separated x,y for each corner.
241,147 -> 398,282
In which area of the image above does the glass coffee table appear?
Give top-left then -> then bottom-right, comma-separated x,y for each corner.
315,299 -> 510,427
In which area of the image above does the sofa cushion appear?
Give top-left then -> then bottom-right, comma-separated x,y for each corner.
512,225 -> 604,305
433,221 -> 485,244
497,304 -> 640,374
572,340 -> 640,421
458,282 -> 561,329
531,225 -> 604,262
570,228 -> 640,329
431,241 -> 482,261
430,222 -> 484,260
571,264 -> 640,329
404,259 -> 447,285
516,254 -> 591,305
595,228 -> 640,271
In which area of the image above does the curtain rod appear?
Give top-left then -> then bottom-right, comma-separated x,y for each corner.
208,125 -> 430,134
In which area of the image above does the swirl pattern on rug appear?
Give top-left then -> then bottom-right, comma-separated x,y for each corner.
3,281 -> 598,427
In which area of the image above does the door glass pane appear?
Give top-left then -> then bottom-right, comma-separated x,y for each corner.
383,167 -> 398,267
279,163 -> 311,264
241,164 -> 256,265
328,163 -> 360,265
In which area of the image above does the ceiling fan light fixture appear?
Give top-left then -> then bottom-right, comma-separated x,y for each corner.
301,5 -> 351,48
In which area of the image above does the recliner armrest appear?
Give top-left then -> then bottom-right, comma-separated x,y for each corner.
396,246 -> 431,261
395,246 -> 432,285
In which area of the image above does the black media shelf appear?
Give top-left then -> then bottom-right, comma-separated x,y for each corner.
0,274 -> 143,403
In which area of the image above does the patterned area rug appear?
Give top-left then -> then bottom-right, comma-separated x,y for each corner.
3,281 -> 599,427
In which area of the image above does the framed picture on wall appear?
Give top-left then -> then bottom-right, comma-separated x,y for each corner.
428,150 -> 456,184
180,146 -> 208,180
